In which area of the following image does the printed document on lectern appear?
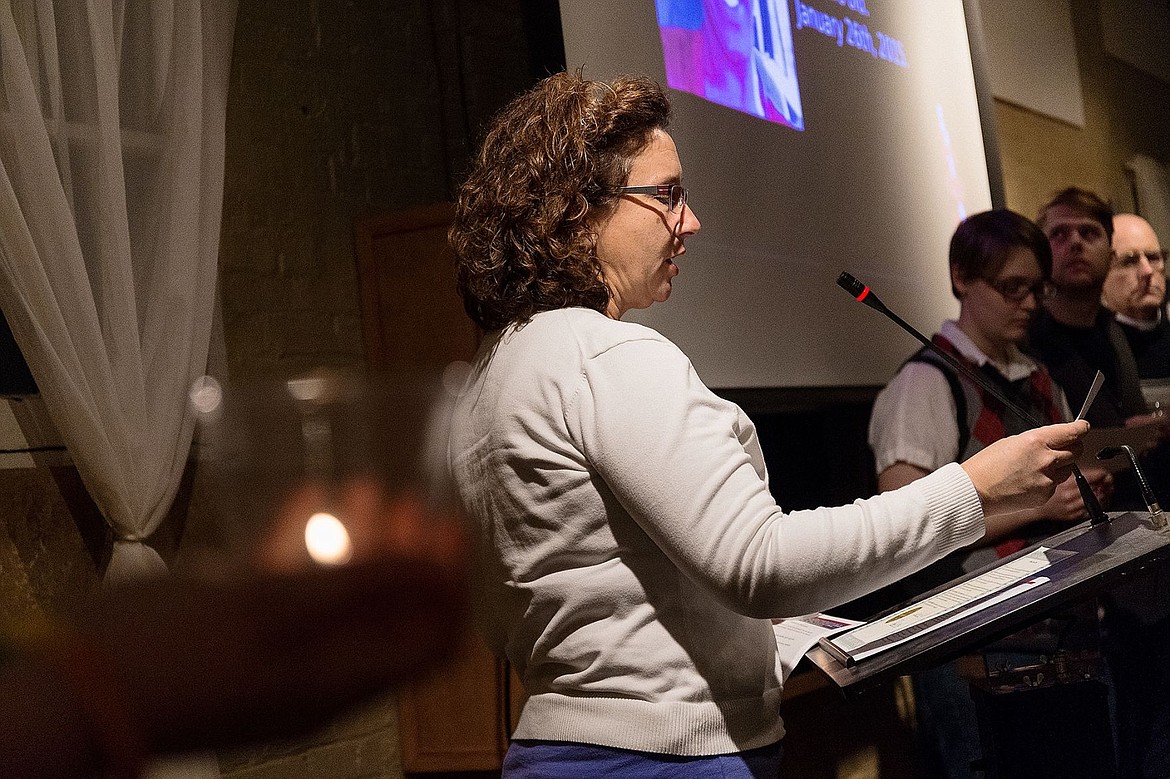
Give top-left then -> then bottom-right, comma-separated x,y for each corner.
772,612 -> 863,681
820,547 -> 1076,665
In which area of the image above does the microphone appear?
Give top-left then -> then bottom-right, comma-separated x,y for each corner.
837,271 -> 1108,525
1098,445 -> 1166,529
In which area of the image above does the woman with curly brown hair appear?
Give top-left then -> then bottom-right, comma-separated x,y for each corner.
450,71 -> 685,329
447,70 -> 1088,778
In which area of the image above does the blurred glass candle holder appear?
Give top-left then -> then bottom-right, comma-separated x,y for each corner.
188,368 -> 466,576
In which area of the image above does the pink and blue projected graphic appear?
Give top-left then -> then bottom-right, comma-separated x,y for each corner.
655,0 -> 804,130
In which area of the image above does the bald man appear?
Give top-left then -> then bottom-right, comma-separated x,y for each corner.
1105,214 -> 1170,378
1100,215 -> 1170,779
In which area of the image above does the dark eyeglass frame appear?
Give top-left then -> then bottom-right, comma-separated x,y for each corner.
619,183 -> 688,212
1112,249 -> 1168,270
987,277 -> 1054,303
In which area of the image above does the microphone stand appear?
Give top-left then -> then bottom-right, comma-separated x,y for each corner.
1098,445 -> 1166,529
837,271 -> 1109,525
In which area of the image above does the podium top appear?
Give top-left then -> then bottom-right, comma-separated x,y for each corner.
806,511 -> 1170,696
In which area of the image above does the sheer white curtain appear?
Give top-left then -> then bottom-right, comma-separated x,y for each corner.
0,0 -> 237,581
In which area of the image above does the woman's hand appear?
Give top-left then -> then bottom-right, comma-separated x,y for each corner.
962,420 -> 1089,516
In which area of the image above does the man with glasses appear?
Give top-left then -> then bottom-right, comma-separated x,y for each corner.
1104,212 -> 1170,514
1104,213 -> 1170,378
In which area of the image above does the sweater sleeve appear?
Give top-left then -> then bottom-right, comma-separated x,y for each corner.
568,337 -> 985,618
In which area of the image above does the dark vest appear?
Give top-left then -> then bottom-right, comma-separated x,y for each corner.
910,334 -> 1065,462
897,334 -> 1065,597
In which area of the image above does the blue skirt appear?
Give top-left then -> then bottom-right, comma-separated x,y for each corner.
503,739 -> 784,778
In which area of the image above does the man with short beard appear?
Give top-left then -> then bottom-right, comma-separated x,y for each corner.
1027,187 -> 1147,428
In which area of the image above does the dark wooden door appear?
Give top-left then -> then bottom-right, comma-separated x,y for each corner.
355,202 -> 517,773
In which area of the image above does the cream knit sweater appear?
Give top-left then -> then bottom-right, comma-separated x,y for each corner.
449,307 -> 984,755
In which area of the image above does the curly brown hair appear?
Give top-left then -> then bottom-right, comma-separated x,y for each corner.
450,70 -> 672,331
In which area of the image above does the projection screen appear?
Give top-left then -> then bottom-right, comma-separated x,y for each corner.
559,0 -> 998,391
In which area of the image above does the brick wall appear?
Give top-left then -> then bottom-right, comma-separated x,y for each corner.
207,2 -> 541,776
218,0 -> 539,381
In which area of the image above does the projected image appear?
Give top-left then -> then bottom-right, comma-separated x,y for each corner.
655,0 -> 804,130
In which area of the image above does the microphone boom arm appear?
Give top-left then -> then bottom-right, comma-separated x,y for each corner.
837,271 -> 1108,525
